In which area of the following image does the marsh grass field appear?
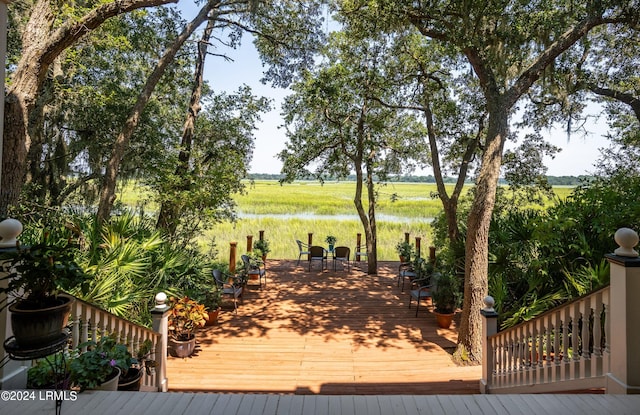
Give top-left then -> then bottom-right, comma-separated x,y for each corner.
119,180 -> 574,261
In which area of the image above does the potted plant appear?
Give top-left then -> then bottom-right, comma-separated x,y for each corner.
253,239 -> 271,261
0,230 -> 90,348
432,272 -> 462,329
27,350 -> 75,389
325,235 -> 337,252
395,241 -> 414,263
198,288 -> 222,326
118,339 -> 153,391
168,296 -> 208,358
69,335 -> 134,391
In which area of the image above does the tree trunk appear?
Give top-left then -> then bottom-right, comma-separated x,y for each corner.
1,0 -> 179,216
156,18 -> 215,234
456,105 -> 508,363
365,163 -> 378,274
96,3 -> 217,223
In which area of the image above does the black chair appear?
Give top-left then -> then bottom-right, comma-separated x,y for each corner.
212,269 -> 243,314
397,262 -> 417,292
408,274 -> 438,317
296,240 -> 311,266
241,254 -> 267,289
332,246 -> 351,271
308,245 -> 327,271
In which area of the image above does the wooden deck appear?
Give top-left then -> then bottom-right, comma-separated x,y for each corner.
167,260 -> 481,394
3,391 -> 640,414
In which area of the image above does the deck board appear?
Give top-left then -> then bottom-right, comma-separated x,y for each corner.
2,392 -> 640,414
168,260 -> 479,395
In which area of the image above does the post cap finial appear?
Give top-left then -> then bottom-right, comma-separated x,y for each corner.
483,296 -> 495,312
614,228 -> 639,258
0,218 -> 23,248
155,292 -> 169,310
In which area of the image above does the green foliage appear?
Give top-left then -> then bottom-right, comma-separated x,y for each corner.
432,272 -> 462,314
253,239 -> 271,255
27,351 -> 74,389
70,335 -> 134,391
431,173 -> 631,328
0,226 -> 90,309
395,241 -> 414,260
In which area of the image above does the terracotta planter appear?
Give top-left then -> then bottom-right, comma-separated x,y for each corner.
9,294 -> 73,348
169,335 -> 197,358
205,308 -> 221,326
434,311 -> 455,329
118,367 -> 143,391
95,367 -> 121,391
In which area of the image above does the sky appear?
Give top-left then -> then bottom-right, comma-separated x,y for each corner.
192,9 -> 606,177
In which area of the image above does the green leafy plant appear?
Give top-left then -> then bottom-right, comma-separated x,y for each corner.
0,230 -> 90,310
27,351 -> 75,389
395,241 -> 414,261
325,235 -> 337,245
253,238 -> 271,256
195,286 -> 222,311
69,335 -> 134,391
168,296 -> 208,341
432,273 -> 462,314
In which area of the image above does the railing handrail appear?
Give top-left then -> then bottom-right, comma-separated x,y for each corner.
488,284 -> 610,340
66,293 -> 166,392
67,293 -> 159,338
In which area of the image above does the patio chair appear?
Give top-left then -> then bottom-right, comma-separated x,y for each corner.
408,274 -> 437,317
213,269 -> 243,314
241,254 -> 267,289
308,245 -> 328,271
354,244 -> 368,262
397,261 -> 418,292
296,240 -> 311,266
332,246 -> 351,271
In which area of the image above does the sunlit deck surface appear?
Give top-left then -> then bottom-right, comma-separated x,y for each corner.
167,259 -> 481,395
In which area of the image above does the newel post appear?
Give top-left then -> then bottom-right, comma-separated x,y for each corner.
0,218 -> 30,390
605,228 -> 640,394
151,292 -> 170,392
480,296 -> 498,394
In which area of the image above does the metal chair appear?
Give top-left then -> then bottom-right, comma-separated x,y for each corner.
408,273 -> 438,317
212,269 -> 243,314
308,245 -> 327,271
397,262 -> 417,292
241,254 -> 267,289
332,246 -> 351,271
354,244 -> 368,263
296,240 -> 311,266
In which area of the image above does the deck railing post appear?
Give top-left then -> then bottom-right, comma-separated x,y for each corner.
151,292 -> 170,392
415,237 -> 421,258
308,233 -> 313,261
605,228 -> 640,394
229,242 -> 237,273
246,235 -> 253,253
480,296 -> 499,394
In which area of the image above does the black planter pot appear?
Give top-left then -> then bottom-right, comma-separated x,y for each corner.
9,294 -> 73,348
118,368 -> 143,391
168,335 -> 196,358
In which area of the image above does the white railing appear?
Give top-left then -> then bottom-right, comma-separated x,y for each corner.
483,286 -> 610,393
69,296 -> 166,392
